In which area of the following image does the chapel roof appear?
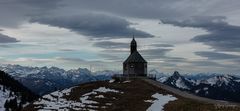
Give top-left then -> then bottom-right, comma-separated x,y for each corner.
124,51 -> 147,63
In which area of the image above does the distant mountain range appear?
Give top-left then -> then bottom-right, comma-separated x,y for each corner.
0,64 -> 119,95
161,71 -> 240,102
1,64 -> 240,103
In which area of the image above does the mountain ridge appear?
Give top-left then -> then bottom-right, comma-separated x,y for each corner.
162,71 -> 240,102
0,64 -> 118,95
23,78 -> 240,111
0,70 -> 39,111
1,64 -> 240,103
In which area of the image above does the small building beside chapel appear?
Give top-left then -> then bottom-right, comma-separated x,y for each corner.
123,37 -> 147,76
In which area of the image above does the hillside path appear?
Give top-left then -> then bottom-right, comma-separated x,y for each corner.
142,78 -> 240,106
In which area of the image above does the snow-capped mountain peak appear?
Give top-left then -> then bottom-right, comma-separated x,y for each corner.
172,71 -> 181,78
0,64 -> 116,95
164,71 -> 192,90
203,74 -> 238,86
160,72 -> 240,102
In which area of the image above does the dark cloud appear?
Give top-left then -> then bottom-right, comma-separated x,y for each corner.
190,60 -> 224,67
99,48 -> 177,63
61,0 -> 240,21
140,48 -> 173,60
30,13 -> 153,39
96,40 -> 177,62
164,57 -> 186,63
19,0 -> 61,9
0,0 -> 61,27
0,44 -> 11,48
142,48 -> 172,56
98,53 -> 122,62
161,16 -> 240,72
93,40 -> 175,61
101,49 -> 129,54
149,43 -> 174,48
150,61 -> 178,68
55,57 -> 120,69
0,33 -> 19,43
1,0 -> 240,28
93,41 -> 129,49
61,0 -> 184,19
0,0 -> 240,73
55,57 -> 85,62
195,51 -> 240,60
162,16 -> 240,52
96,43 -> 175,62
187,60 -> 240,72
161,16 -> 227,29
59,49 -> 76,52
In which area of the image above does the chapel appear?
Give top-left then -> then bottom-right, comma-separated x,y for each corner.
123,36 -> 147,76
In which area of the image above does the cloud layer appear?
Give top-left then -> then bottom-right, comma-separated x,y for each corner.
93,41 -> 129,49
0,33 -> 19,43
0,0 -> 240,73
30,13 -> 153,39
162,16 -> 240,52
195,51 -> 240,60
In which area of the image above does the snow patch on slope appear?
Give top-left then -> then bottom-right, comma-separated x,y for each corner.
0,85 -> 19,111
146,93 -> 177,111
0,87 -> 9,111
33,87 -> 122,111
109,79 -> 115,83
123,80 -> 131,83
235,80 -> 240,82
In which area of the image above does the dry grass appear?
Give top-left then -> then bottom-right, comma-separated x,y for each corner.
23,78 -> 240,111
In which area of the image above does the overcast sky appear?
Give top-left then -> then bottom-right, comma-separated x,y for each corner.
0,0 -> 240,74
